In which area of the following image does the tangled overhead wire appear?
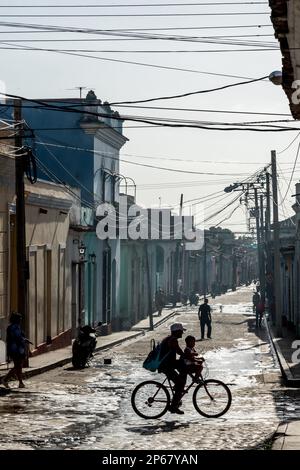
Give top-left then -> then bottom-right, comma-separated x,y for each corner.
23,146 -> 37,184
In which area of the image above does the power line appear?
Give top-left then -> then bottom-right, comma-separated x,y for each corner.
34,157 -> 95,210
214,203 -> 242,227
0,13 -> 271,18
0,39 -> 264,78
0,2 -> 269,7
203,192 -> 242,223
3,93 -> 299,133
138,182 -> 234,190
35,102 -> 289,117
182,190 -> 233,205
280,141 -> 300,205
199,167 -> 265,224
277,132 -> 300,155
0,27 -> 278,47
36,139 -> 102,203
0,23 -> 273,32
5,123 -> 292,131
0,34 -> 276,41
34,141 -> 253,176
112,104 -> 291,117
109,75 -> 268,105
0,22 -> 277,52
0,106 -> 295,131
1,45 -> 281,52
0,103 -> 292,122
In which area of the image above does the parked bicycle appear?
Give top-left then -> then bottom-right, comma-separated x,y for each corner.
131,370 -> 232,419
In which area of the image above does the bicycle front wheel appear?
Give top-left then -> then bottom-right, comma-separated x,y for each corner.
131,380 -> 171,419
193,379 -> 232,418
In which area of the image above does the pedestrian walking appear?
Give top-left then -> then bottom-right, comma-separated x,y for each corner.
256,300 -> 265,328
0,312 -> 29,389
252,291 -> 260,313
155,287 -> 165,316
198,298 -> 212,340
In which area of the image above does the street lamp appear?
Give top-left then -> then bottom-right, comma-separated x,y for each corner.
269,70 -> 282,86
73,239 -> 86,262
78,242 -> 86,259
224,183 -> 241,193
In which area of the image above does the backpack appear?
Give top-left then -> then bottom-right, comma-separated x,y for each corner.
143,339 -> 167,372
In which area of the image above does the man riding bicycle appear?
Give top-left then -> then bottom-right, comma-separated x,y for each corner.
158,323 -> 187,415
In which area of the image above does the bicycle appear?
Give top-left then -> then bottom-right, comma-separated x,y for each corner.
131,371 -> 232,420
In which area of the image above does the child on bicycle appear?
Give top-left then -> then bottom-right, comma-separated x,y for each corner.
183,335 -> 204,383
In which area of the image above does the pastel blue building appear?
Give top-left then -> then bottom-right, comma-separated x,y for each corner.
6,91 -> 128,335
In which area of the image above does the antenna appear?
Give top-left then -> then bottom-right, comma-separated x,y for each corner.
66,86 -> 95,98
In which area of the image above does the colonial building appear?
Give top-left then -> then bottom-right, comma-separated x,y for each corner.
4,91 -> 128,337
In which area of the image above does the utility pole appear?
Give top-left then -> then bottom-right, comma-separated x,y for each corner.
179,193 -> 184,297
254,187 -> 262,289
144,244 -> 154,331
265,172 -> 271,271
271,150 -> 282,336
260,193 -> 266,302
225,179 -> 266,290
14,99 -> 29,337
203,231 -> 207,298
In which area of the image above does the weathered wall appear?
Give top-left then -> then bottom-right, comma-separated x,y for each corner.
25,181 -> 72,351
0,139 -> 15,361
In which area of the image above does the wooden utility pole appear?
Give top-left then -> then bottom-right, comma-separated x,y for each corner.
259,194 -> 266,301
271,150 -> 282,336
265,172 -> 272,272
203,232 -> 207,297
144,244 -> 154,330
179,193 -> 184,295
254,187 -> 262,288
14,99 -> 28,336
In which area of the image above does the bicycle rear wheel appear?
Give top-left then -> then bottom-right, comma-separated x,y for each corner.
193,379 -> 232,418
131,380 -> 170,419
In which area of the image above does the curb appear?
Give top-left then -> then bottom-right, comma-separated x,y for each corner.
0,289 -> 245,383
0,330 -> 145,382
271,422 -> 289,450
0,309 -> 178,382
265,318 -> 300,387
131,308 -> 179,331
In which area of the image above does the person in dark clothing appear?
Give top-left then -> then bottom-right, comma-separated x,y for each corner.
158,322 -> 187,415
198,298 -> 212,340
183,335 -> 204,382
252,291 -> 260,313
256,300 -> 265,328
155,288 -> 165,316
1,312 -> 28,389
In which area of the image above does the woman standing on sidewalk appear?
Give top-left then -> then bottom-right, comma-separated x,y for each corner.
1,312 -> 27,388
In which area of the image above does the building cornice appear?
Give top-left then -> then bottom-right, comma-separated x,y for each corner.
26,193 -> 73,212
80,122 -> 128,150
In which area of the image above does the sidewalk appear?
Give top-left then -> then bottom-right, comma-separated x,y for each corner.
0,306 -> 178,381
272,422 -> 300,450
265,318 -> 300,387
265,319 -> 300,449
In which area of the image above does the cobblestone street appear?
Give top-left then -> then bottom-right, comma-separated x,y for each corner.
1,287 -> 299,450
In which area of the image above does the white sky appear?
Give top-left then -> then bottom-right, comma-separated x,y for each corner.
0,0 -> 298,233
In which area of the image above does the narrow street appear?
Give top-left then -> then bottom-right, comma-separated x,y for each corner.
0,287 -> 299,451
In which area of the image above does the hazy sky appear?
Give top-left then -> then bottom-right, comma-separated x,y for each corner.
0,0 -> 298,233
